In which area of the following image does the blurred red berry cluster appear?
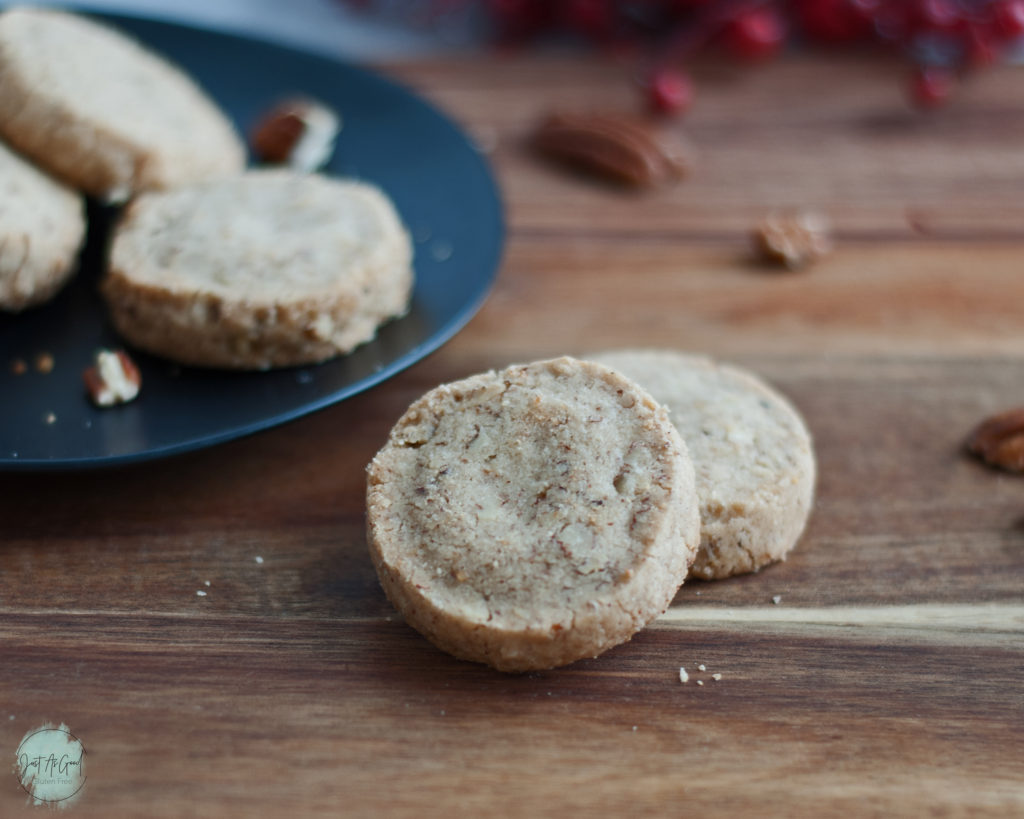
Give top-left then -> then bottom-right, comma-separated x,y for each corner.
343,0 -> 1024,112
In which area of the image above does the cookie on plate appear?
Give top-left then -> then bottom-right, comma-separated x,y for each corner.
0,140 -> 85,311
0,7 -> 245,201
102,170 -> 413,369
366,357 -> 701,672
593,350 -> 815,581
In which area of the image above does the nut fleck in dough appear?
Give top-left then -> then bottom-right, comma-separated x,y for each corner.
0,140 -> 85,311
0,7 -> 245,201
102,170 -> 413,369
366,357 -> 701,672
594,350 -> 815,580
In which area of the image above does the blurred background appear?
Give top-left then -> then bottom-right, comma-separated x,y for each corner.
0,0 -> 459,58
5,0 -> 1024,110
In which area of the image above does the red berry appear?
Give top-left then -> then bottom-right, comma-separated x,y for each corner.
796,0 -> 875,44
489,0 -> 551,43
561,0 -> 615,40
875,4 -> 913,42
847,0 -> 882,21
909,67 -> 955,108
647,68 -> 694,116
914,0 -> 961,33
964,23 -> 999,68
993,0 -> 1024,38
724,6 -> 787,62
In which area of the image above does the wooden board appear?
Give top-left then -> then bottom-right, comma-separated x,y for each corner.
2,53 -> 1023,817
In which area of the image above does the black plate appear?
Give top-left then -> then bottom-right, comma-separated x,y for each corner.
0,13 -> 503,470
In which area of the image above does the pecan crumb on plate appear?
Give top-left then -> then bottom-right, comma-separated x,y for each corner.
34,352 -> 54,373
250,98 -> 340,173
83,349 -> 141,407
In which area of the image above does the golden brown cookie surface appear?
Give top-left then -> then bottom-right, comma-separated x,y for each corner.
367,357 -> 701,672
594,349 -> 816,580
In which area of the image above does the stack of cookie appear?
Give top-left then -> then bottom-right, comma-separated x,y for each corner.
0,6 -> 244,313
0,7 -> 412,369
367,352 -> 815,672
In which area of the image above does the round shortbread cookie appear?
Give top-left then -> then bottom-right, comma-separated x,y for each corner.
0,140 -> 85,311
0,7 -> 245,201
102,170 -> 413,369
366,357 -> 701,672
593,350 -> 815,581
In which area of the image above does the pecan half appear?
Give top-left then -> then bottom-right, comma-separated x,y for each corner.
753,211 -> 833,270
532,112 -> 689,188
966,408 -> 1024,472
251,98 -> 341,173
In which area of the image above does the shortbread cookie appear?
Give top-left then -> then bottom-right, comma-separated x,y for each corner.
0,7 -> 245,201
593,350 -> 815,580
102,170 -> 413,368
0,140 -> 85,311
367,357 -> 701,672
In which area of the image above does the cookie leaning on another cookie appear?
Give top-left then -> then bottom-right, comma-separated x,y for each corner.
0,7 -> 245,201
593,350 -> 815,581
102,170 -> 413,369
367,357 -> 702,672
0,140 -> 85,311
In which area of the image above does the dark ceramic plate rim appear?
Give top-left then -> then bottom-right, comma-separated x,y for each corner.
0,12 -> 503,472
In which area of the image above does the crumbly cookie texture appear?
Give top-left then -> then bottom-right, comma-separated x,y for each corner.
102,170 -> 413,369
593,350 -> 815,581
0,140 -> 85,311
0,7 -> 244,200
366,357 -> 701,672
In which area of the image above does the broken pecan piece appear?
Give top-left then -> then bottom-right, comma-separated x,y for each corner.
532,112 -> 689,188
83,349 -> 141,407
753,211 -> 833,270
250,98 -> 340,173
966,408 -> 1024,472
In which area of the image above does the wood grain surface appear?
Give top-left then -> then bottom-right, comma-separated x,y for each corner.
2,53 -> 1024,818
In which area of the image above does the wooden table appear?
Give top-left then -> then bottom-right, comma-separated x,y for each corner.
2,54 -> 1023,817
